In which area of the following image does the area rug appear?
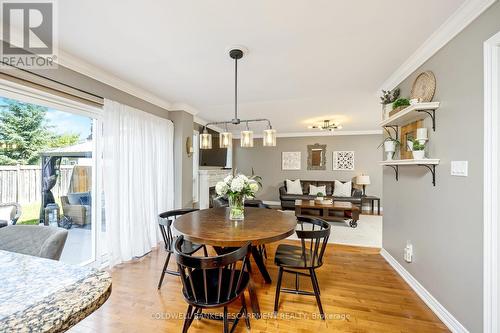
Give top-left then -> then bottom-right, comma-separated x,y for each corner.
282,211 -> 382,248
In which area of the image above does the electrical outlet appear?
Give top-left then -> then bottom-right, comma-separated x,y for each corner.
451,161 -> 468,177
404,242 -> 413,263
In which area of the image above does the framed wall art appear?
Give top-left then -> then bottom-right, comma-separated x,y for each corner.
282,152 -> 301,170
333,151 -> 355,170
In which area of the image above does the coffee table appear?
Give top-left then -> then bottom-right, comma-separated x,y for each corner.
295,199 -> 360,228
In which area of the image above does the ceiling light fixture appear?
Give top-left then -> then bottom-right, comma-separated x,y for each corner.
219,124 -> 232,149
201,48 -> 276,149
200,128 -> 212,149
240,122 -> 254,147
308,120 -> 342,131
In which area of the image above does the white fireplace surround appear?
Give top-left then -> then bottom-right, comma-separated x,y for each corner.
198,167 -> 232,209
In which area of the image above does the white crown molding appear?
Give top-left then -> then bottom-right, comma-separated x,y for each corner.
379,0 -> 497,91
170,102 -> 200,115
380,249 -> 469,333
233,129 -> 382,139
57,50 -> 174,111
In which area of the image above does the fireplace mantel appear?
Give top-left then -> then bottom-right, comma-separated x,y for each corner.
198,167 -> 232,209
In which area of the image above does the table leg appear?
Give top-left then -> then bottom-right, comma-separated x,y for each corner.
247,278 -> 261,318
377,199 -> 381,215
251,246 -> 272,284
371,200 -> 374,214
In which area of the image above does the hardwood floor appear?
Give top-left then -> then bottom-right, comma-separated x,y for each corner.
70,241 -> 449,333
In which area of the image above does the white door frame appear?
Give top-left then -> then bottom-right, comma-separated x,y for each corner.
484,30 -> 500,333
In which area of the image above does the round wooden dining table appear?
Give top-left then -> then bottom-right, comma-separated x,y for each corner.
173,207 -> 297,316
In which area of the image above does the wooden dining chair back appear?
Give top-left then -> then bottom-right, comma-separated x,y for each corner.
274,216 -> 331,319
174,236 -> 252,333
295,216 -> 331,268
157,208 -> 207,289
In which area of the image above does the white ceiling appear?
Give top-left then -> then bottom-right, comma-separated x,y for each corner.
58,0 -> 465,133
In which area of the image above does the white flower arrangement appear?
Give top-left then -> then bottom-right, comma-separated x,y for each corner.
215,173 -> 261,199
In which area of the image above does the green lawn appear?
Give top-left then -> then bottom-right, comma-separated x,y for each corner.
18,199 -> 63,225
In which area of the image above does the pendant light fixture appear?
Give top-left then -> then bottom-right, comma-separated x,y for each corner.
201,47 -> 277,149
240,122 -> 254,147
263,128 -> 276,147
200,127 -> 212,149
219,124 -> 232,148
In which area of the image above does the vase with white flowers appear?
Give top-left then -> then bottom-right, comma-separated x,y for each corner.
215,173 -> 262,220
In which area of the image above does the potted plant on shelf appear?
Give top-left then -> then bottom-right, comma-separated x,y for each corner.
215,173 -> 261,220
411,139 -> 426,159
390,98 -> 410,117
380,88 -> 400,119
379,128 -> 400,161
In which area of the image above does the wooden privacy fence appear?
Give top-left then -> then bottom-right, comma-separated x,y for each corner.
0,165 -> 74,204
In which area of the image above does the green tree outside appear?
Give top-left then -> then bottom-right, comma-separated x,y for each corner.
0,99 -> 80,165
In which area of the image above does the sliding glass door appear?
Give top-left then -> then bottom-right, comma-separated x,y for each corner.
0,95 -> 103,266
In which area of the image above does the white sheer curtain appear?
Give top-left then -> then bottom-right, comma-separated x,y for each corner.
103,99 -> 174,267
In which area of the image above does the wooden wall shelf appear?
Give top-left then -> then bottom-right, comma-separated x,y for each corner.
380,159 -> 440,186
380,102 -> 440,131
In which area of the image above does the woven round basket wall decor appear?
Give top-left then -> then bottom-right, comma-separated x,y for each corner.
411,71 -> 436,102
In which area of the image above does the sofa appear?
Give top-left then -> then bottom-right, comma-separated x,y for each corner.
279,180 -> 363,210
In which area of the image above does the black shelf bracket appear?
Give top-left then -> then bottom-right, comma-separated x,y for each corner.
417,109 -> 436,131
384,164 -> 436,186
383,125 -> 399,139
387,165 -> 399,181
417,164 -> 437,186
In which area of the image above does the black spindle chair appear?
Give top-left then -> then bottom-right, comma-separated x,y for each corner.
157,209 -> 207,289
273,216 -> 331,319
174,236 -> 252,333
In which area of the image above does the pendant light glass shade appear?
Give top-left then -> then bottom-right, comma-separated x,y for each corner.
200,132 -> 212,149
240,130 -> 254,147
219,132 -> 232,148
263,129 -> 277,147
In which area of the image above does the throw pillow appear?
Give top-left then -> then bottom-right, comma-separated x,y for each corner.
286,179 -> 303,195
309,184 -> 326,196
333,180 -> 352,197
0,205 -> 14,222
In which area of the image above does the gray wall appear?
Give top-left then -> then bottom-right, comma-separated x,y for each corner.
33,65 -> 170,119
170,111 -> 194,208
383,3 -> 500,332
233,134 -> 382,202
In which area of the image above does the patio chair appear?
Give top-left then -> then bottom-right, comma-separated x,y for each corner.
0,225 -> 68,260
0,202 -> 22,228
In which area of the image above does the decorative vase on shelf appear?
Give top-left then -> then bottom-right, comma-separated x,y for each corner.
215,173 -> 262,221
384,141 -> 396,161
407,140 -> 414,151
412,150 -> 425,160
382,104 -> 393,119
229,195 -> 245,220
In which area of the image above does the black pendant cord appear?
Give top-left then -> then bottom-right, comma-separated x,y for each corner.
234,57 -> 238,122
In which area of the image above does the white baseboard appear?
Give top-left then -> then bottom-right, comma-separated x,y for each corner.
380,248 -> 469,333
